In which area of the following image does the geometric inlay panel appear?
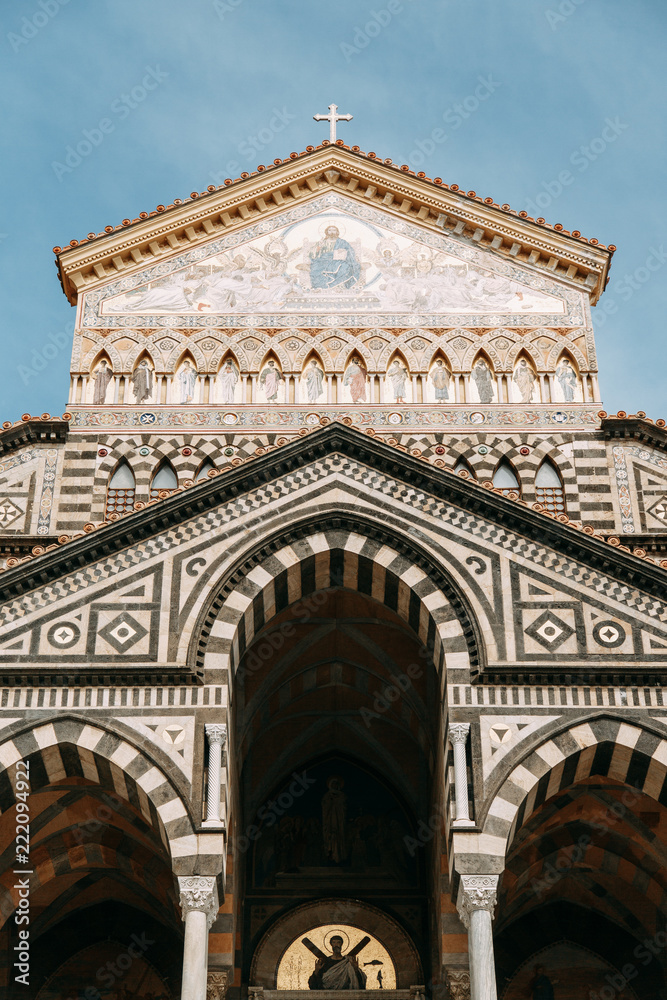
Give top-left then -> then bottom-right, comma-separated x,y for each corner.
524,610 -> 576,650
97,611 -> 149,653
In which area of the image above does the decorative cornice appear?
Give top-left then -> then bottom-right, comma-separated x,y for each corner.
54,145 -> 613,306
456,874 -> 499,928
600,411 -> 667,452
177,875 -> 219,931
0,417 -> 69,458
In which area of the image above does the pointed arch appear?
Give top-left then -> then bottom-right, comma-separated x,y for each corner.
130,350 -> 156,406
300,350 -> 326,405
216,350 -> 241,405
88,350 -> 115,406
149,459 -> 178,500
258,351 -> 285,404
511,350 -> 540,404
342,351 -> 369,404
384,349 -> 411,404
105,459 -> 136,518
195,456 -> 216,481
535,456 -> 566,514
492,457 -> 521,496
453,455 -> 476,479
427,349 -> 453,404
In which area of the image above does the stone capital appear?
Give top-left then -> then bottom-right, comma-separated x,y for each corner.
205,723 -> 227,746
448,723 -> 470,746
207,970 -> 230,1000
456,874 -> 499,929
178,875 -> 219,931
444,968 -> 470,1000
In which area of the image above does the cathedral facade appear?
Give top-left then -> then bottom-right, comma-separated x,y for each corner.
1,142 -> 666,1000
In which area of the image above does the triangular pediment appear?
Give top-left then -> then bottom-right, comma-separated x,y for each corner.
55,146 -> 613,307
86,195 -> 572,329
0,423 -> 664,685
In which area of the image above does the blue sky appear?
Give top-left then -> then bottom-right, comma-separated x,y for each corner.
1,0 -> 665,421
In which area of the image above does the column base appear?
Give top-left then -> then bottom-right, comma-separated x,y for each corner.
202,819 -> 225,830
453,819 -> 476,829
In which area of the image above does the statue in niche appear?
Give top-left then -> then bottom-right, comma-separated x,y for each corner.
92,359 -> 113,404
177,359 -> 198,404
513,358 -> 536,403
305,934 -> 369,990
322,776 -> 347,864
530,966 -> 554,1000
472,359 -> 494,403
132,359 -> 153,404
387,359 -> 408,403
260,360 -> 284,403
430,359 -> 450,401
305,359 -> 325,402
218,359 -> 239,405
309,225 -> 360,290
556,357 -> 578,401
343,359 -> 367,403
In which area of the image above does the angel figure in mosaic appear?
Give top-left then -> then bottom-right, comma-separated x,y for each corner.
472,359 -> 494,404
513,359 -> 536,403
92,359 -> 113,404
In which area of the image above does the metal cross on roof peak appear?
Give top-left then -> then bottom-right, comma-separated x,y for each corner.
313,104 -> 353,143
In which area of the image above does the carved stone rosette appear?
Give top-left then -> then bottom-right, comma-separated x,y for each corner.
456,874 -> 499,929
207,970 -> 229,1000
445,968 -> 471,1000
178,875 -> 220,931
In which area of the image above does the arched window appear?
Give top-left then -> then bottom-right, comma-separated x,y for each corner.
105,462 -> 135,518
453,457 -> 476,478
149,461 -> 178,500
535,459 -> 566,514
493,459 -> 521,496
195,458 -> 216,481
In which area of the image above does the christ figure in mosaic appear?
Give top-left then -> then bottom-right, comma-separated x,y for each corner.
430,359 -> 450,401
131,359 -> 153,404
260,360 -> 284,403
513,359 -> 536,403
92,359 -> 113,404
308,936 -> 367,991
556,358 -> 578,401
309,225 -> 360,290
472,359 -> 494,403
343,359 -> 367,403
218,360 -> 238,404
305,360 -> 324,402
387,359 -> 408,403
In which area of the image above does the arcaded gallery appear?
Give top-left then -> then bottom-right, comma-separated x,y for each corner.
1,141 -> 667,1000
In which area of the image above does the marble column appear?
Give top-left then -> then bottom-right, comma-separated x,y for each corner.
178,875 -> 219,1000
448,723 -> 474,828
203,723 -> 226,827
457,875 -> 499,1000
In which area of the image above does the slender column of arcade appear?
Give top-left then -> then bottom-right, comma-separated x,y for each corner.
448,723 -> 474,827
457,875 -> 499,1000
204,723 -> 227,826
178,876 -> 219,1000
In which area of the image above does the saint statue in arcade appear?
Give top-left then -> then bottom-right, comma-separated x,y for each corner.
387,359 -> 408,403
322,776 -> 347,864
556,358 -> 578,401
430,359 -> 450,402
306,935 -> 368,991
343,359 -> 367,404
305,359 -> 324,402
309,225 -> 360,290
531,966 -> 554,1000
177,359 -> 198,404
92,359 -> 113,404
260,359 -> 284,403
218,359 -> 239,405
132,359 -> 153,404
513,358 -> 536,403
472,359 -> 494,404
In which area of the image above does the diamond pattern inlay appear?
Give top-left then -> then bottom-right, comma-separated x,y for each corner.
524,610 -> 576,650
98,611 -> 148,653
